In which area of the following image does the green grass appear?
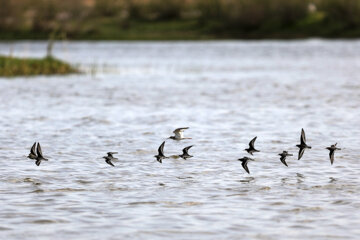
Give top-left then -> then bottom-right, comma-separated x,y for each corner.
0,55 -> 78,77
2,17 -> 360,40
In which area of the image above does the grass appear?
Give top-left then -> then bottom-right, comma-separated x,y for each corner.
2,0 -> 360,40
0,55 -> 78,77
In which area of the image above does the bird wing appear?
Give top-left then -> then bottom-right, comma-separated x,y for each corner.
182,145 -> 193,155
241,160 -> 250,174
107,152 -> 118,157
35,159 -> 41,166
300,128 -> 306,145
249,136 -> 257,149
30,142 -> 37,156
280,156 -> 288,167
36,143 -> 44,158
329,150 -> 335,165
158,141 -> 165,156
106,159 -> 115,167
173,127 -> 188,138
298,147 -> 305,160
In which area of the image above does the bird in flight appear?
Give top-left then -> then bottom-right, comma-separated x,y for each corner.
296,128 -> 311,160
326,143 -> 341,165
245,137 -> 260,155
103,152 -> 118,167
154,141 -> 168,163
278,151 -> 293,167
179,145 -> 193,160
238,157 -> 255,174
169,127 -> 191,140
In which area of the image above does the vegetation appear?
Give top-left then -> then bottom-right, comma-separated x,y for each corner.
1,0 -> 360,39
0,55 -> 77,77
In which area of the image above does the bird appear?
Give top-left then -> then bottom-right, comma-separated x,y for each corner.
103,152 -> 118,167
278,151 -> 293,167
326,143 -> 341,165
179,145 -> 193,160
245,137 -> 260,155
238,157 -> 255,174
27,142 -> 37,160
296,128 -> 311,160
169,127 -> 191,140
154,141 -> 168,163
35,142 -> 48,166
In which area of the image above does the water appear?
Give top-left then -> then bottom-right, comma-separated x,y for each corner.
0,40 -> 360,239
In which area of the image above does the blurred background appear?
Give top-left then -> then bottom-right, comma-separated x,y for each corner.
1,0 -> 360,40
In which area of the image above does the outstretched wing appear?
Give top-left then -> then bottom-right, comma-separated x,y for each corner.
300,128 -> 306,145
280,156 -> 288,167
107,152 -> 118,157
106,159 -> 115,167
182,145 -> 193,155
329,150 -> 335,165
158,141 -> 165,156
249,136 -> 257,149
36,143 -> 44,158
30,142 -> 37,156
35,159 -> 41,166
298,147 -> 305,160
173,127 -> 189,138
242,160 -> 250,174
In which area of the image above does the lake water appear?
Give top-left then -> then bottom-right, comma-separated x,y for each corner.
0,40 -> 360,239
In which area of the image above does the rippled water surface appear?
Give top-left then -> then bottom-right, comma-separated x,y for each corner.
1,40 -> 360,239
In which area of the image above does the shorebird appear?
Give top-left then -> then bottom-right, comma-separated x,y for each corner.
154,141 -> 168,163
169,127 -> 191,140
296,128 -> 311,160
245,137 -> 260,155
179,145 -> 193,160
238,157 -> 255,174
326,143 -> 341,165
27,142 -> 37,160
35,142 -> 48,166
103,152 -> 118,167
278,151 -> 293,167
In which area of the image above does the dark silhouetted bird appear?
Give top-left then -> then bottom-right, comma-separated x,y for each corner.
245,137 -> 260,155
103,152 -> 118,167
326,143 -> 341,165
296,128 -> 311,160
179,145 -> 193,159
154,141 -> 168,163
238,157 -> 255,174
278,151 -> 293,167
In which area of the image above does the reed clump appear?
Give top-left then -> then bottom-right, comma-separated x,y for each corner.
0,56 -> 77,77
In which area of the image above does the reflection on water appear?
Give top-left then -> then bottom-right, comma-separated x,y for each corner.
0,40 -> 360,239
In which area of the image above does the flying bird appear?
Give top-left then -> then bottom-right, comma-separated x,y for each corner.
238,157 -> 255,174
278,151 -> 293,167
296,128 -> 311,160
103,152 -> 118,167
154,141 -> 168,163
169,127 -> 191,140
326,143 -> 341,165
35,142 -> 48,166
179,145 -> 193,160
245,137 -> 260,155
28,142 -> 37,160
